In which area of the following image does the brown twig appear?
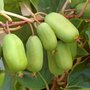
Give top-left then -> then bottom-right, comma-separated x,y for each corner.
51,72 -> 68,90
0,18 -> 34,28
72,57 -> 82,71
0,16 -> 44,28
51,77 -> 58,90
75,0 -> 90,18
64,0 -> 90,19
0,26 -> 21,34
63,14 -> 75,19
57,73 -> 66,83
61,0 -> 71,14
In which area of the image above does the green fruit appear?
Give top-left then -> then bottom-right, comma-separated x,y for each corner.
45,12 -> 79,42
0,72 -> 5,87
37,22 -> 57,50
70,0 -> 86,8
75,3 -> 90,19
26,35 -> 43,72
2,34 -> 28,72
54,41 -> 73,70
67,41 -> 77,60
47,51 -> 64,76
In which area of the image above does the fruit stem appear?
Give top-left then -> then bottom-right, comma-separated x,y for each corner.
35,12 -> 47,16
71,57 -> 82,71
28,23 -> 35,36
0,26 -> 21,34
1,11 -> 33,22
0,13 -> 12,22
57,72 -> 66,83
61,0 -> 71,14
38,72 -> 50,90
19,3 -> 42,24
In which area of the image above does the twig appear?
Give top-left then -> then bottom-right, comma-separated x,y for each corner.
64,9 -> 75,12
57,73 -> 66,83
1,11 -> 33,22
0,13 -> 12,22
0,26 -> 21,34
0,20 -> 30,28
51,77 -> 58,90
61,0 -> 71,14
72,57 -> 82,70
0,16 -> 44,28
28,23 -> 35,36
35,12 -> 47,16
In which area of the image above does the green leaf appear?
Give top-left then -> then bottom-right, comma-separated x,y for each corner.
0,0 -> 4,11
67,58 -> 90,89
2,72 -> 16,90
56,0 -> 66,12
15,82 -> 26,90
85,26 -> 90,48
70,18 -> 84,29
29,0 -> 40,11
77,44 -> 89,58
30,0 -> 65,13
18,51 -> 53,90
4,1 -> 20,14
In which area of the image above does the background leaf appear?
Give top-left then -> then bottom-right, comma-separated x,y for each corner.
77,44 -> 89,58
30,0 -> 66,13
85,25 -> 90,48
67,58 -> 90,89
2,72 -> 16,90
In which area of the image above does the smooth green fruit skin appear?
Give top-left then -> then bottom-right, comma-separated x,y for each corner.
2,34 -> 28,72
37,22 -> 57,51
26,35 -> 43,72
45,13 -> 79,42
0,72 -> 5,87
47,51 -> 64,76
67,41 -> 77,60
54,41 -> 73,70
75,3 -> 90,19
70,0 -> 86,8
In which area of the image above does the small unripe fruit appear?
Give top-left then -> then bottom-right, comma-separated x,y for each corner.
26,35 -> 43,72
37,22 -> 57,51
45,12 -> 79,42
2,34 -> 28,72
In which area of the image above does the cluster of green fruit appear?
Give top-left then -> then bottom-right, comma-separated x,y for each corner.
71,0 -> 90,19
2,12 -> 79,76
